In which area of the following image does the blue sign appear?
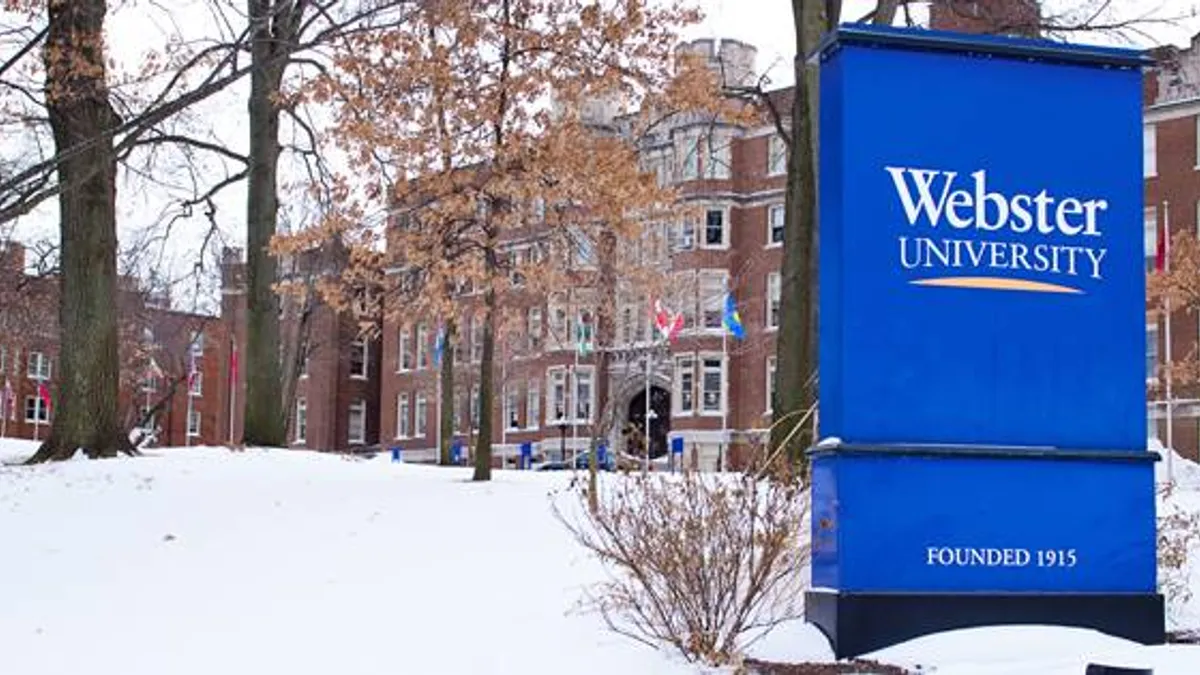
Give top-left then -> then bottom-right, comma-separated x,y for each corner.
670,437 -> 684,455
818,26 -> 1146,451
810,447 -> 1157,593
520,441 -> 533,470
808,23 -> 1160,637
390,446 -> 402,463
451,440 -> 463,465
597,442 -> 608,465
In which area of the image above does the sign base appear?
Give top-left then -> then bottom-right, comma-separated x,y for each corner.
805,589 -> 1166,659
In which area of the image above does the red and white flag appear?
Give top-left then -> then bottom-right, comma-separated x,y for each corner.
187,349 -> 199,391
652,298 -> 683,342
37,381 -> 51,416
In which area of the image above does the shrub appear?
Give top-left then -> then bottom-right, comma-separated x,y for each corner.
553,466 -> 810,666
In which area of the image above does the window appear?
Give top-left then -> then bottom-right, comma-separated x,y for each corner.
470,316 -> 483,363
671,217 -> 696,252
0,347 -> 5,374
701,356 -> 724,414
415,393 -> 427,437
766,356 -> 777,414
187,408 -> 201,437
470,384 -> 480,428
703,132 -> 732,179
416,324 -> 429,369
574,367 -> 593,422
572,229 -> 596,268
703,208 -> 726,248
1147,323 -> 1160,383
671,271 -> 698,332
699,272 -> 727,330
396,393 -> 410,438
299,349 -> 309,379
348,400 -> 366,444
528,308 -> 542,351
679,133 -> 701,180
295,398 -> 308,443
27,351 -> 50,380
1145,206 -> 1159,273
350,340 -> 368,378
505,386 -> 520,430
767,272 -> 782,329
190,331 -> 205,357
548,368 -> 567,422
1144,124 -> 1157,177
675,355 -> 695,415
768,134 -> 787,176
768,205 -> 785,246
398,327 -> 412,371
189,371 -> 203,397
24,396 -> 48,424
527,379 -> 540,429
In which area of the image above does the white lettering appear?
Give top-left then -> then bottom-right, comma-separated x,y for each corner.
899,237 -> 1108,281
884,166 -> 1107,238
924,546 -> 1072,568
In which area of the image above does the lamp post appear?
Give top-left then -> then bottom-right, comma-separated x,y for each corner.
558,420 -> 568,464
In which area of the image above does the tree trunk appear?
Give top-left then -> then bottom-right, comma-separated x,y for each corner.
26,0 -> 135,464
439,321 -> 456,465
243,0 -> 287,447
472,281 -> 496,482
772,0 -> 831,474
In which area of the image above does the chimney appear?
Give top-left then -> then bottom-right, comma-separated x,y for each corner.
0,240 -> 26,277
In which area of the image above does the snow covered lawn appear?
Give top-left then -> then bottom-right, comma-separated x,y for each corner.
0,440 -> 1198,674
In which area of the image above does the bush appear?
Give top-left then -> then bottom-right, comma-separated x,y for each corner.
553,466 -> 810,666
1158,480 -> 1200,623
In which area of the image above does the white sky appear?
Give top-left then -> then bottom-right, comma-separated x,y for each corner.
7,0 -> 1200,312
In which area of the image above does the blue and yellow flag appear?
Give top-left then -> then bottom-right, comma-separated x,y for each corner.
723,293 -> 745,340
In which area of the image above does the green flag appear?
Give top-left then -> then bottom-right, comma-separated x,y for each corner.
575,312 -> 594,356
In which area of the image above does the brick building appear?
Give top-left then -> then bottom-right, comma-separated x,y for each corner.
217,244 -> 383,452
1143,33 -> 1200,460
378,37 -> 785,470
0,240 -> 227,447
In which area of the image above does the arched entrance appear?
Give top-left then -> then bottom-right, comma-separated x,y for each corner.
627,386 -> 671,459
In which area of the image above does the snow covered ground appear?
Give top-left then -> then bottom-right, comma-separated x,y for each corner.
0,438 -> 1197,674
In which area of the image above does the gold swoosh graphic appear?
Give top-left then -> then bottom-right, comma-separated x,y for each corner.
910,276 -> 1083,294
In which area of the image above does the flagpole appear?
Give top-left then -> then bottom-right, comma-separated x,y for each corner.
1164,200 -> 1174,482
33,376 -> 41,443
720,302 -> 728,473
228,341 -> 237,445
645,294 -> 652,474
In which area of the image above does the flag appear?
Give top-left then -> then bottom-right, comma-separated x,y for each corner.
187,348 -> 199,392
1156,215 -> 1168,273
146,356 -> 164,385
37,381 -> 51,416
722,293 -> 745,341
652,299 -> 683,342
575,312 -> 594,356
433,325 -> 446,366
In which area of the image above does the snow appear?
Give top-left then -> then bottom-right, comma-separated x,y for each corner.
0,438 -> 1198,674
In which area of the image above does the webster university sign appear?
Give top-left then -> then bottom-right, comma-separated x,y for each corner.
888,167 -> 1109,291
804,25 -> 1163,660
